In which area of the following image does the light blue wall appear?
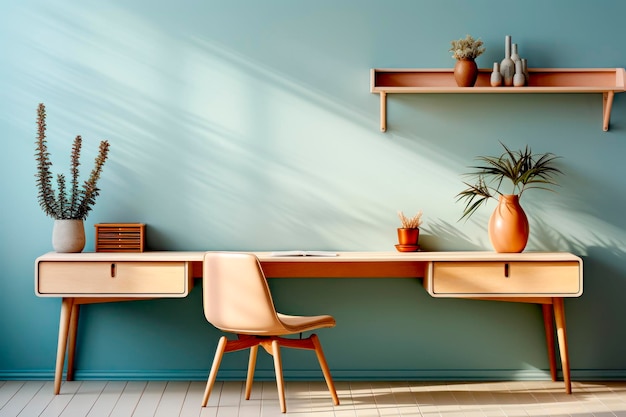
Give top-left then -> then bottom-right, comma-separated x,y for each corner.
2,0 -> 626,381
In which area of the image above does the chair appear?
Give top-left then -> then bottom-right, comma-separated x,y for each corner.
201,252 -> 340,413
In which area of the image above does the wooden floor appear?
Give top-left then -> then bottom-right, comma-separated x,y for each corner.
1,380 -> 626,417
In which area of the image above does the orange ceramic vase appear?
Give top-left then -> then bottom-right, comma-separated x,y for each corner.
488,194 -> 529,253
454,59 -> 479,87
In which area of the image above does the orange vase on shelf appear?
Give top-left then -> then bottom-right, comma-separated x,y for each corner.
488,194 -> 529,253
454,59 -> 479,87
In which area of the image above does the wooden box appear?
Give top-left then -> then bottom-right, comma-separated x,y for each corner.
95,223 -> 145,252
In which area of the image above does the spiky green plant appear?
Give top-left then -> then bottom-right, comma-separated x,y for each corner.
35,103 -> 110,220
456,142 -> 563,221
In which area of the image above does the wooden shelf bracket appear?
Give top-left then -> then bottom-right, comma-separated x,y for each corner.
603,91 -> 615,132
380,92 -> 387,132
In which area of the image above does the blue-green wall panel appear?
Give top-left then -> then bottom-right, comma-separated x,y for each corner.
2,0 -> 626,380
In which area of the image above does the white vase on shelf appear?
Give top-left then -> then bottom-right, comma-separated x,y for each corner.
511,43 -> 521,64
513,61 -> 525,87
490,62 -> 503,87
500,35 -> 515,87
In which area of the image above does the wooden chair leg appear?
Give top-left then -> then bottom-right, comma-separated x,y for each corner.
311,334 -> 340,405
202,336 -> 227,407
245,345 -> 258,400
271,339 -> 286,413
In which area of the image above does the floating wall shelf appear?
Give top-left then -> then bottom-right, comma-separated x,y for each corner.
370,68 -> 626,132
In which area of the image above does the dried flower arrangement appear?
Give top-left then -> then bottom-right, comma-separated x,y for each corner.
449,34 -> 485,60
456,142 -> 562,221
397,210 -> 423,229
35,103 -> 111,220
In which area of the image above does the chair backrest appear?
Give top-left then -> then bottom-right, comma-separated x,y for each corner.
202,252 -> 287,335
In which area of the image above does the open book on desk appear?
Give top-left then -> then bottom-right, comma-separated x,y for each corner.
270,251 -> 338,257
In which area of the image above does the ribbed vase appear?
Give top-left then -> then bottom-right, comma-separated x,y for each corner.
488,195 -> 529,253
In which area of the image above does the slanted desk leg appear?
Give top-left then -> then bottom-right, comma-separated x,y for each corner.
541,304 -> 557,381
66,303 -> 80,381
54,297 -> 75,395
553,297 -> 572,394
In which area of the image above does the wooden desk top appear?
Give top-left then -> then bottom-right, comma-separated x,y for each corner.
36,250 -> 582,262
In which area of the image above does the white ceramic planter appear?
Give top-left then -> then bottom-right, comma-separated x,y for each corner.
52,219 -> 86,253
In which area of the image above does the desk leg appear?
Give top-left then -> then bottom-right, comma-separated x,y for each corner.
54,297 -> 75,395
553,297 -> 572,394
66,303 -> 80,381
541,304 -> 557,381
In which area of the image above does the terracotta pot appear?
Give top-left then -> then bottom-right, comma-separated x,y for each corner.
397,228 -> 419,245
488,195 -> 529,253
454,59 -> 479,87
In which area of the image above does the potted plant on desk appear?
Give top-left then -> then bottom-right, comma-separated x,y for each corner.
456,142 -> 562,253
396,210 -> 423,252
35,103 -> 111,253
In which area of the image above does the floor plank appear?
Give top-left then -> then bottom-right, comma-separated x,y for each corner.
0,381 -> 26,409
0,381 -> 44,417
86,381 -> 128,417
132,381 -> 167,417
39,381 -> 82,417
16,381 -> 57,417
59,380 -> 107,417
154,381 -> 190,417
179,381 -> 205,417
109,381 -> 147,417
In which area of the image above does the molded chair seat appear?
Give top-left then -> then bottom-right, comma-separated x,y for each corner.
201,252 -> 340,413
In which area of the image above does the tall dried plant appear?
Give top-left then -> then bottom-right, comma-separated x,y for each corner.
35,103 -> 110,220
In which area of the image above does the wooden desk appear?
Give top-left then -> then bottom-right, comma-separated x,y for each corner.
35,251 -> 582,395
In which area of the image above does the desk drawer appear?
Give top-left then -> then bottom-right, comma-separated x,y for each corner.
36,261 -> 191,296
430,261 -> 581,296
